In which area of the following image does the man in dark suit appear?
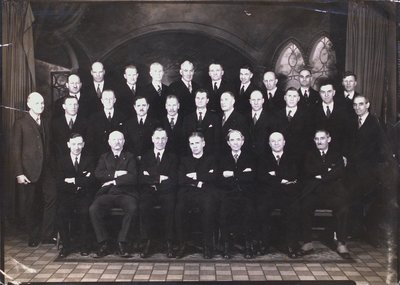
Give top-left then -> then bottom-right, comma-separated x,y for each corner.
161,95 -> 185,156
142,62 -> 170,120
82,61 -> 114,112
124,96 -> 159,160
52,96 -> 88,159
138,128 -> 178,258
204,62 -> 233,113
56,133 -> 97,257
335,71 -> 359,113
275,87 -> 313,163
183,89 -> 221,156
261,71 -> 286,112
89,131 -> 138,257
53,74 -> 97,119
256,132 -> 301,258
218,130 -> 257,259
313,80 -> 353,158
13,92 -> 57,246
248,90 -> 275,155
169,60 -> 200,117
298,68 -> 320,109
235,64 -> 258,115
115,65 -> 141,117
299,129 -> 350,259
175,132 -> 219,259
220,91 -> 249,154
87,90 -> 128,160
347,95 -> 386,245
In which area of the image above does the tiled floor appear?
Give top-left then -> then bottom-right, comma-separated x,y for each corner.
4,235 -> 396,284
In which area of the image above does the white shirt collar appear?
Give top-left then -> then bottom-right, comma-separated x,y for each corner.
252,109 -> 262,118
212,79 -> 222,88
286,106 -> 297,116
359,112 -> 369,125
104,108 -> 114,118
65,114 -> 77,122
181,78 -> 192,88
94,81 -> 104,90
223,109 -> 234,120
167,114 -> 178,121
154,149 -> 165,159
152,81 -> 162,90
231,150 -> 241,158
70,153 -> 81,163
344,91 -> 354,99
272,151 -> 283,159
137,114 -> 147,124
322,102 -> 334,111
268,87 -> 277,96
112,150 -> 122,157
69,92 -> 81,100
241,81 -> 250,91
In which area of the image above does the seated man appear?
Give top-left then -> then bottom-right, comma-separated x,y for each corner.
175,132 -> 219,259
299,129 -> 350,259
256,132 -> 301,258
89,131 -> 138,258
56,133 -> 97,257
218,129 -> 256,259
138,128 -> 178,258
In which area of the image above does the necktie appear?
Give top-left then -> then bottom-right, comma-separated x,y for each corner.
240,85 -> 245,95
276,155 -> 280,165
107,112 -> 112,122
326,106 -> 331,118
156,152 -> 161,165
35,116 -> 41,125
253,113 -> 257,125
187,82 -> 192,93
268,92 -> 272,100
96,84 -> 101,98
222,114 -> 226,126
287,110 -> 292,122
68,118 -> 74,130
214,82 -> 218,91
157,85 -> 162,96
115,155 -> 119,161
74,156 -> 79,172
321,151 -> 326,163
139,118 -> 144,126
131,85 -> 136,96
170,117 -> 175,130
233,154 -> 239,163
358,116 -> 362,128
304,90 -> 308,98
198,112 -> 203,124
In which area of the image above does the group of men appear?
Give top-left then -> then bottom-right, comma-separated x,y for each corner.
13,59 -> 386,260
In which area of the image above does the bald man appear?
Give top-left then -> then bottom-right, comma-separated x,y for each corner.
261,71 -> 286,112
13,92 -> 57,247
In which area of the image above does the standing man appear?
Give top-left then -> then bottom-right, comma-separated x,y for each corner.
143,62 -> 170,119
13,92 -> 56,246
297,68 -> 320,109
235,64 -> 258,115
115,65 -> 141,117
161,95 -> 185,156
56,133 -> 96,257
124,96 -> 159,160
89,131 -> 138,257
299,130 -> 350,259
261,71 -> 286,112
336,71 -> 359,113
204,62 -> 233,113
169,60 -> 200,116
183,89 -> 221,156
138,128 -> 178,258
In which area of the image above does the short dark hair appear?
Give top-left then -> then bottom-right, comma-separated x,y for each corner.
318,78 -> 335,91
342,71 -> 357,81
285,87 -> 299,94
153,127 -> 167,137
101,89 -> 115,99
189,131 -> 204,141
166,94 -> 179,102
124,64 -> 137,73
195,88 -> 209,99
354,94 -> 369,103
226,129 -> 244,141
239,64 -> 253,73
70,132 -> 83,140
315,129 -> 330,137
133,96 -> 148,105
63,95 -> 78,104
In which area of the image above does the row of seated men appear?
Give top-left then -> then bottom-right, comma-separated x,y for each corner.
13,60 -> 385,260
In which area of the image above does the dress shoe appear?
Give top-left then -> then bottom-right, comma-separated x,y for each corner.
42,237 -> 57,245
203,245 -> 213,259
166,241 -> 175,258
140,240 -> 151,258
58,247 -> 71,258
117,242 -> 131,258
95,241 -> 110,258
337,242 -> 351,259
28,240 -> 39,247
297,242 -> 314,256
176,243 -> 186,259
287,246 -> 300,259
223,241 -> 231,259
80,249 -> 90,256
244,241 -> 254,259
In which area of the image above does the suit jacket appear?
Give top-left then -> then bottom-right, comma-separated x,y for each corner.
247,109 -> 275,155
221,110 -> 249,155
312,103 -> 353,156
124,116 -> 160,158
142,83 -> 170,119
256,150 -> 298,190
13,113 -> 52,182
53,92 -> 97,119
56,153 -> 97,195
218,150 -> 256,193
82,79 -> 114,113
298,87 -> 320,109
161,115 -> 185,156
51,114 -> 89,158
86,109 -> 128,158
139,150 -> 178,193
178,154 -> 217,192
334,90 -> 359,114
203,78 -> 234,113
261,86 -> 286,112
235,81 -> 258,115
114,81 -> 144,117
169,79 -> 200,117
95,151 -> 138,197
183,110 -> 221,155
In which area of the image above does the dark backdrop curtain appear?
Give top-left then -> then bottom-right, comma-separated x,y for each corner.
2,0 -> 36,219
345,1 -> 392,121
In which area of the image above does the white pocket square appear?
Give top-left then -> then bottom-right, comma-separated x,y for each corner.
209,169 -> 214,173
243,168 -> 252,172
